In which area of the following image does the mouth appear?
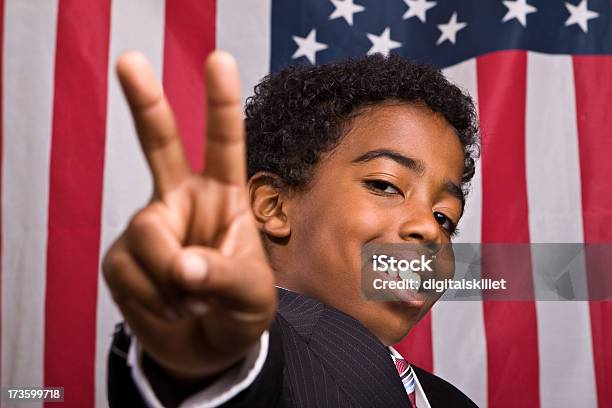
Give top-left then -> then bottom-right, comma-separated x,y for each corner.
386,276 -> 427,308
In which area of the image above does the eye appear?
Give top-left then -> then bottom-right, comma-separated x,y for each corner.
433,211 -> 458,235
363,179 -> 402,196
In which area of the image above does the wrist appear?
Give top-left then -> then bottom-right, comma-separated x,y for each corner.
142,351 -> 243,406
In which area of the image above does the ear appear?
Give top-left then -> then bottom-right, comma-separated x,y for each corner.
248,172 -> 291,239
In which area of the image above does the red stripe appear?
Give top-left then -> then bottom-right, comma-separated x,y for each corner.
477,51 -> 540,408
44,1 -> 110,406
394,313 -> 433,372
0,0 -> 4,388
573,55 -> 612,408
163,0 -> 216,172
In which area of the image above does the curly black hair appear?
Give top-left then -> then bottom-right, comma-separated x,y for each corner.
245,53 -> 480,198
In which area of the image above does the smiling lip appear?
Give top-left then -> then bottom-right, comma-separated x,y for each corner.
404,299 -> 426,309
388,282 -> 426,308
399,293 -> 426,309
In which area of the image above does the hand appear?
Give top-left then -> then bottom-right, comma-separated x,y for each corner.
102,50 -> 277,380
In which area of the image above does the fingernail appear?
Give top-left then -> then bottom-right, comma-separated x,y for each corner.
180,254 -> 207,286
187,300 -> 209,316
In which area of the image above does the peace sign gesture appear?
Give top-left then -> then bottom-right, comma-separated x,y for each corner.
102,51 -> 276,380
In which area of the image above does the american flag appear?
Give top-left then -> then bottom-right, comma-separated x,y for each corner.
1,0 -> 610,407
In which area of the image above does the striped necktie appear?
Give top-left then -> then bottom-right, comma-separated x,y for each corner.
391,354 -> 417,408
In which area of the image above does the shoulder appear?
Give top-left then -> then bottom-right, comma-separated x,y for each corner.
412,365 -> 479,407
275,288 -> 381,345
275,287 -> 326,339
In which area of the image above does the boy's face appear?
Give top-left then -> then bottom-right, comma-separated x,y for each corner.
275,102 -> 465,345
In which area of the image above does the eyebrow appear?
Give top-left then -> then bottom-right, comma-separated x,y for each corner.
351,148 -> 465,206
444,180 -> 465,206
351,149 -> 426,175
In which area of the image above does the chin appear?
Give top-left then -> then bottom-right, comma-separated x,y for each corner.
369,300 -> 425,345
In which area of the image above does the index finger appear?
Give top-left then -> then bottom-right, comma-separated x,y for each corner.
117,51 -> 190,196
203,51 -> 247,186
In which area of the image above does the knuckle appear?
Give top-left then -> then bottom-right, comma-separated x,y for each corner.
102,248 -> 138,306
128,208 -> 160,237
136,101 -> 180,150
102,246 -> 128,287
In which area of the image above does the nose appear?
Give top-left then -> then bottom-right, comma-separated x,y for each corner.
398,206 -> 444,247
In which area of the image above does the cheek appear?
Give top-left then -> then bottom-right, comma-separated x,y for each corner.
303,195 -> 388,273
302,184 -> 388,241
294,189 -> 391,273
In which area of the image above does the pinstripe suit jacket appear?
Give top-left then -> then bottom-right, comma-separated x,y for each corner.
108,288 -> 478,407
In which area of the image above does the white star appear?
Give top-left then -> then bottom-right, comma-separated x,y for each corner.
329,0 -> 365,26
436,12 -> 467,45
565,0 -> 599,33
402,0 -> 437,23
366,27 -> 402,56
502,0 -> 537,27
292,29 -> 328,64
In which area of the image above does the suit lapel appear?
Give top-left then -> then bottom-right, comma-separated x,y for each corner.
277,289 -> 411,407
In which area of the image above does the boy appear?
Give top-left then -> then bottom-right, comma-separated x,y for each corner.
104,50 -> 479,407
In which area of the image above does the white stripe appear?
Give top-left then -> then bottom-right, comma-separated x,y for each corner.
216,0 -> 271,105
432,59 -> 487,408
525,51 -> 597,408
1,3 -> 59,406
95,2 -> 166,407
